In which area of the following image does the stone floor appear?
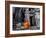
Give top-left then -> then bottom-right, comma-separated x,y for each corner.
15,26 -> 40,31
30,26 -> 40,30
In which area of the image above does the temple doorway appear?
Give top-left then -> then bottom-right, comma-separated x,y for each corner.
30,16 -> 33,26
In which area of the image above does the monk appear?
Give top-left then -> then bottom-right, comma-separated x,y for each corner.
23,19 -> 30,29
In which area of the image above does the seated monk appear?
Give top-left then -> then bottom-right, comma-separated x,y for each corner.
23,19 -> 30,29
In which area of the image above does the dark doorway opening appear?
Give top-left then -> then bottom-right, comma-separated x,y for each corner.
30,16 -> 33,26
